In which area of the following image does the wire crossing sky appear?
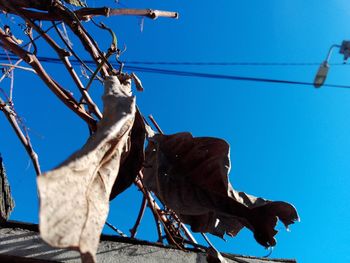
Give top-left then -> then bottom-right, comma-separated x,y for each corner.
1,54 -> 350,88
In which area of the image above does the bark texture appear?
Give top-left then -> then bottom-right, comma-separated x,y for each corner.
0,155 -> 15,222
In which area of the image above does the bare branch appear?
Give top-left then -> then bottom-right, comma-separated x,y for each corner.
4,7 -> 179,21
148,114 -> 163,134
2,2 -> 103,121
129,196 -> 147,238
0,59 -> 24,84
51,2 -> 110,78
0,99 -> 41,175
0,28 -> 97,131
105,221 -> 127,237
0,63 -> 36,73
76,8 -> 179,20
52,22 -> 103,82
136,173 -> 185,249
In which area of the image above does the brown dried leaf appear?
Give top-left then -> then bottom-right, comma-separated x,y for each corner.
63,0 -> 87,7
143,133 -> 299,248
37,76 -> 135,262
109,108 -> 146,200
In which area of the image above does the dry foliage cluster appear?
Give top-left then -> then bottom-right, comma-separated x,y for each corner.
0,1 -> 298,262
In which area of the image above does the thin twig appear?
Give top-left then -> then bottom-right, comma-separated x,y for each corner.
135,176 -> 163,243
0,98 -> 41,175
129,195 -> 147,238
148,115 -> 163,134
0,27 -> 97,131
0,59 -> 23,84
5,5 -> 103,120
105,221 -> 127,237
153,198 -> 164,243
52,2 -> 110,77
22,24 -> 58,49
84,50 -> 114,92
52,22 -> 103,82
201,233 -> 215,248
5,7 -> 179,21
136,173 -> 185,249
77,8 -> 179,20
0,63 -> 36,73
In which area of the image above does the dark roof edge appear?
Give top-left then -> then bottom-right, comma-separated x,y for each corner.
0,220 -> 297,263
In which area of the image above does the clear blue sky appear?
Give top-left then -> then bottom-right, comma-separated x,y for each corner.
1,1 -> 350,262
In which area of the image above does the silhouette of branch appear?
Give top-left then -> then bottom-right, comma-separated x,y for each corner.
0,28 -> 97,131
0,98 -> 41,175
4,7 -> 178,21
129,196 -> 147,238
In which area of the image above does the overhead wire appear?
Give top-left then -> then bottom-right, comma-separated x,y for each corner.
1,53 -> 349,66
119,61 -> 349,66
123,65 -> 350,89
0,53 -> 350,89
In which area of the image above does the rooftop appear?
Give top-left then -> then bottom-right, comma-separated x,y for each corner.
0,221 -> 297,263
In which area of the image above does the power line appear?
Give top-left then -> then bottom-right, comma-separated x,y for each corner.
0,53 -> 350,89
122,61 -> 349,66
1,53 -> 349,67
123,65 -> 350,89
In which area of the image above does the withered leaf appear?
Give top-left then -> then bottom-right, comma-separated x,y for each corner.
63,0 -> 87,7
37,76 -> 135,262
109,108 -> 146,200
143,132 -> 299,248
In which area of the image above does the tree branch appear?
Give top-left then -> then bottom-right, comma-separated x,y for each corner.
76,8 -> 179,20
129,196 -> 147,238
4,7 -> 178,21
51,2 -> 110,78
0,63 -> 36,74
10,6 -> 103,120
0,28 -> 97,131
0,99 -> 41,175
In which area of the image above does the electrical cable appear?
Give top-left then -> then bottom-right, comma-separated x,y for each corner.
122,65 -> 350,89
121,61 -> 349,66
2,53 -> 350,66
0,53 -> 350,89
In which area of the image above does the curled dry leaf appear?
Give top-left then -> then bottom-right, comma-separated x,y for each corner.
143,132 -> 299,248
63,0 -> 87,7
109,108 -> 146,200
37,76 -> 135,262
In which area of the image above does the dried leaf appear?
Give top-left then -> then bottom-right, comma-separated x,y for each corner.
109,108 -> 146,200
63,0 -> 87,7
143,133 -> 299,248
37,76 -> 136,262
0,155 -> 15,221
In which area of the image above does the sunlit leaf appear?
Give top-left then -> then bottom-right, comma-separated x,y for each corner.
63,0 -> 87,7
38,77 -> 135,262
